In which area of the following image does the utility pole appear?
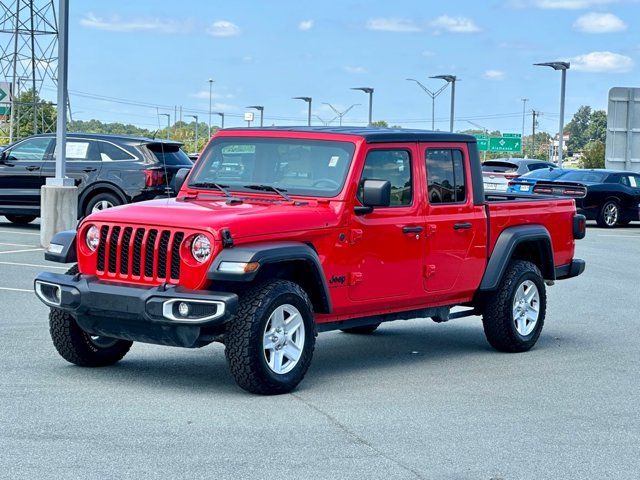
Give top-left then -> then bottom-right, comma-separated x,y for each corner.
406,78 -> 449,130
293,96 -> 312,126
531,110 -> 539,155
208,78 -> 214,137
521,98 -> 528,156
159,113 -> 170,139
322,103 -> 359,127
431,75 -> 457,132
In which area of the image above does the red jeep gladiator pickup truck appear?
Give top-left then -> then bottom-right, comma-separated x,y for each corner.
35,127 -> 586,394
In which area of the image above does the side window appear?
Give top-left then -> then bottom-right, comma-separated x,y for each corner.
359,149 -> 412,206
630,175 -> 640,188
52,140 -> 101,161
619,175 -> 629,186
426,149 -> 466,204
528,163 -> 548,171
99,141 -> 136,161
6,137 -> 52,162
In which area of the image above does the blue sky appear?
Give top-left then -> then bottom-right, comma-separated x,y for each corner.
62,0 -> 639,134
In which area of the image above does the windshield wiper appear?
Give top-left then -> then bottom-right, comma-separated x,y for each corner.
187,182 -> 243,204
243,184 -> 291,202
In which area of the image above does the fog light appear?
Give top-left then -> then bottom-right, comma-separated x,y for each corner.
178,302 -> 190,317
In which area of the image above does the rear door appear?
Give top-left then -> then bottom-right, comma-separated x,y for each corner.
43,138 -> 103,192
422,143 -> 486,300
348,143 -> 425,304
0,136 -> 53,210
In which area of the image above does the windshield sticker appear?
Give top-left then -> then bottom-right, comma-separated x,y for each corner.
630,176 -> 637,187
328,156 -> 340,167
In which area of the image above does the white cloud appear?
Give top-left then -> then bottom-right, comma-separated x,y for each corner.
298,20 -> 314,31
483,70 -> 506,80
190,90 -> 235,100
80,12 -> 186,33
510,0 -> 618,9
430,15 -> 481,33
570,51 -> 634,72
366,18 -> 421,32
344,66 -> 368,74
422,50 -> 436,57
573,12 -> 626,32
207,20 -> 240,37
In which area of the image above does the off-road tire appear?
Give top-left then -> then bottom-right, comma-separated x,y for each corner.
596,200 -> 619,228
85,192 -> 121,217
482,260 -> 546,353
341,323 -> 381,334
5,214 -> 36,224
49,265 -> 132,367
225,280 -> 316,395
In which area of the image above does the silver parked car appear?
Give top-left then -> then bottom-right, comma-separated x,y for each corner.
482,158 -> 557,192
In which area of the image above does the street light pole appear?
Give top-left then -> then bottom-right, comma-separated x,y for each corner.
293,97 -> 312,126
351,87 -> 374,126
215,112 -> 225,129
322,103 -> 359,126
521,98 -> 528,156
208,78 -> 214,138
187,114 -> 198,153
534,61 -> 570,167
430,75 -> 457,132
159,113 -> 170,139
247,106 -> 264,127
406,78 -> 448,130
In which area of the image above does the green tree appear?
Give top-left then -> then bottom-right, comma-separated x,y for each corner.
586,110 -> 607,144
580,141 -> 605,169
566,105 -> 591,153
371,120 -> 389,127
14,89 -> 57,139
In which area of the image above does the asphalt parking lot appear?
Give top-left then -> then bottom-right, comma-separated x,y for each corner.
0,216 -> 638,480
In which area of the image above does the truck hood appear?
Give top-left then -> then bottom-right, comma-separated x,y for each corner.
84,197 -> 341,239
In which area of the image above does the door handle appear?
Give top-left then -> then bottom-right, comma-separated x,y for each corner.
83,167 -> 97,173
25,165 -> 40,171
402,226 -> 424,234
453,222 -> 473,230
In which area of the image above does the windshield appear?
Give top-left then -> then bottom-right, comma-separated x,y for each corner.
189,137 -> 356,197
521,168 -> 566,180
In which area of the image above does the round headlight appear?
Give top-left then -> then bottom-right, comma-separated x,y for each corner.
191,234 -> 211,263
86,225 -> 100,251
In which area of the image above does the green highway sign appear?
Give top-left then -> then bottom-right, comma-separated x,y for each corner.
489,137 -> 522,153
0,82 -> 9,103
476,138 -> 489,151
0,106 -> 10,116
473,133 -> 488,139
503,133 -> 521,138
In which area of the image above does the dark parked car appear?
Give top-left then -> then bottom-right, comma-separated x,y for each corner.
0,133 -> 192,224
482,158 -> 556,192
509,168 -> 640,228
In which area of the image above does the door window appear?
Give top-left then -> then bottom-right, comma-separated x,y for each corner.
358,149 -> 412,206
5,137 -> 52,162
426,149 -> 466,204
99,141 -> 136,161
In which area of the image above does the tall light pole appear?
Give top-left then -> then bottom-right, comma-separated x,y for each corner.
159,113 -> 170,139
187,114 -> 198,153
534,61 -> 570,166
314,114 -> 338,126
351,87 -> 374,126
406,78 -> 449,130
521,98 -> 529,156
215,112 -> 225,129
431,75 -> 457,132
208,78 -> 214,138
322,103 -> 360,126
246,105 -> 264,127
293,96 -> 312,126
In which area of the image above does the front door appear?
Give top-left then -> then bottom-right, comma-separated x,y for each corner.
421,144 -> 485,300
348,144 -> 425,304
0,136 -> 53,210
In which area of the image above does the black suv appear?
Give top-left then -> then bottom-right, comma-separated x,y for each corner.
0,133 -> 192,224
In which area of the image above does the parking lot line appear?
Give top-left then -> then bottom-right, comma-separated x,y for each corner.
0,242 -> 39,247
0,229 -> 40,236
0,286 -> 32,293
0,248 -> 43,255
0,261 -> 67,270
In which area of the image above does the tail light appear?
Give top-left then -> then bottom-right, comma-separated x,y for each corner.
144,168 -> 166,187
504,173 -> 519,180
562,188 -> 585,197
573,214 -> 586,239
533,186 -> 553,194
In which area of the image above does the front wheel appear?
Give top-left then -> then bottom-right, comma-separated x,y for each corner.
225,280 -> 316,395
482,260 -> 546,353
5,214 -> 37,224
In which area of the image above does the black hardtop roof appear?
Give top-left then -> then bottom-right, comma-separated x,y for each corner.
223,126 -> 477,144
31,132 -> 183,146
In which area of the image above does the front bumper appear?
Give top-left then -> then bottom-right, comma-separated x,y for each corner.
34,272 -> 238,348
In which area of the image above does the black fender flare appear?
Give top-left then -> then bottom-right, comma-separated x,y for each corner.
44,230 -> 77,263
208,241 -> 332,313
479,225 -> 554,291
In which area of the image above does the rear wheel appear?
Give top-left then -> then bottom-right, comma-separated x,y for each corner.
5,214 -> 36,224
48,265 -> 132,367
482,260 -> 546,353
85,192 -> 121,217
341,323 -> 380,334
597,200 -> 619,228
225,280 -> 316,395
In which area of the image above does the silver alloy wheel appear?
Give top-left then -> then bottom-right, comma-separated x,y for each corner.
512,280 -> 540,337
603,203 -> 618,226
89,335 -> 119,348
263,304 -> 305,375
91,200 -> 115,213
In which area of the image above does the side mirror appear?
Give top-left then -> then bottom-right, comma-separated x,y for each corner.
355,179 -> 391,215
173,168 -> 191,194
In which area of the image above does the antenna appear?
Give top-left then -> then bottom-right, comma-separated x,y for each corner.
0,0 -> 59,143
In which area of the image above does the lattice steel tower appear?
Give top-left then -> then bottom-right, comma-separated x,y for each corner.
0,0 -> 58,142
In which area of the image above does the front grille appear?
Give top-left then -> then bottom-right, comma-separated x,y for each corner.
96,224 -> 186,283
